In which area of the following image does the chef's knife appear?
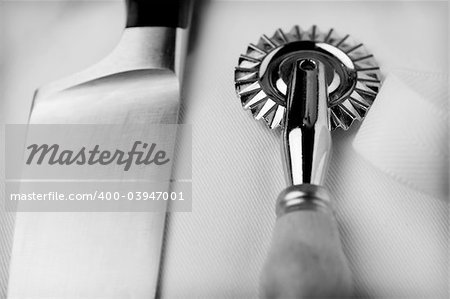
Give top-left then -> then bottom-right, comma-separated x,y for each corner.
7,1 -> 192,297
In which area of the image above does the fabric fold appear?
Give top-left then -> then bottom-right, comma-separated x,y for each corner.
353,69 -> 448,200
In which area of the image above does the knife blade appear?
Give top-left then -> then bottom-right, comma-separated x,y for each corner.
7,1 -> 192,297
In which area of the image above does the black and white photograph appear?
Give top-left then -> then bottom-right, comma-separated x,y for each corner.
0,0 -> 448,298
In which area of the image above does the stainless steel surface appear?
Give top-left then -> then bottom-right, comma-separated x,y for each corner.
8,26 -> 189,298
234,25 -> 381,190
234,25 -> 382,130
282,59 -> 331,186
276,184 -> 331,217
33,27 -> 188,107
234,25 -> 381,208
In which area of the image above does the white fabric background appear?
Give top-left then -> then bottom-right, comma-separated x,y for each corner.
353,70 -> 448,199
159,2 -> 449,298
1,1 -> 448,298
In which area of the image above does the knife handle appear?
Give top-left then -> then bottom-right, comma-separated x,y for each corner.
125,0 -> 193,29
260,184 -> 353,298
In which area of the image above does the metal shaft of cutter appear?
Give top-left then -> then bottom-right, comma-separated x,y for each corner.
282,59 -> 332,186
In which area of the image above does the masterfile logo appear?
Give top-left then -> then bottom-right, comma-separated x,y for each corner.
3,124 -> 193,212
5,124 -> 191,180
26,141 -> 170,171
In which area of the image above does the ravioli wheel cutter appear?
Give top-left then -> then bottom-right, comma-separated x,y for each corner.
234,25 -> 381,297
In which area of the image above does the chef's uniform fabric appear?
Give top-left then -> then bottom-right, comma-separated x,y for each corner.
1,1 -> 448,298
159,2 -> 448,298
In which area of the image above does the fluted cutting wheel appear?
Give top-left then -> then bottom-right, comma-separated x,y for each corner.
234,25 -> 382,130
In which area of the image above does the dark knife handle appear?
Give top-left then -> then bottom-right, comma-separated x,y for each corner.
125,0 -> 193,29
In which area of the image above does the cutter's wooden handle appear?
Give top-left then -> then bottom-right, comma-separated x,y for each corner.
260,186 -> 353,298
126,0 -> 193,29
